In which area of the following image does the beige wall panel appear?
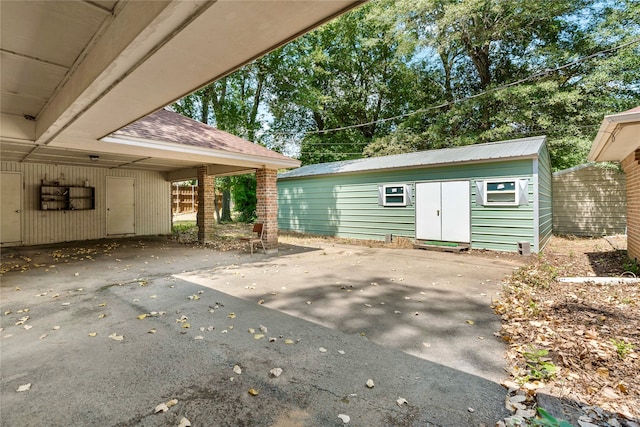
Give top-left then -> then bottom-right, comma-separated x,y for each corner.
1,161 -> 171,245
553,165 -> 626,236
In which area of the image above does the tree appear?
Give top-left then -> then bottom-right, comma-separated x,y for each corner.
268,0 -> 428,164
172,56 -> 275,222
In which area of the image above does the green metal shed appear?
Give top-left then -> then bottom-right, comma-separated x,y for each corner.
278,136 -> 552,253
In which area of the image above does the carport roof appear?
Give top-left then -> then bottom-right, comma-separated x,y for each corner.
588,106 -> 640,162
279,136 -> 547,179
112,109 -> 292,163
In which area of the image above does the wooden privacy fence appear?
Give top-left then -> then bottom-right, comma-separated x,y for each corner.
172,184 -> 197,213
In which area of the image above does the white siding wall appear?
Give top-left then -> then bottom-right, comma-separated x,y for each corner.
1,161 -> 171,245
553,164 -> 626,236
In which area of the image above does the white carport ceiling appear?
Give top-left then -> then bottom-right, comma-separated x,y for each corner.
0,0 -> 364,171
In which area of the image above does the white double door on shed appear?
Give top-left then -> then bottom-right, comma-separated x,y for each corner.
415,180 -> 470,243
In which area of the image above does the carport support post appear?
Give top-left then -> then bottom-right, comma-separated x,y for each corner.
256,168 -> 278,252
197,166 -> 216,243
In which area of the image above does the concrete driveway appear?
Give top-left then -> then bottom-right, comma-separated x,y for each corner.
0,236 -> 522,426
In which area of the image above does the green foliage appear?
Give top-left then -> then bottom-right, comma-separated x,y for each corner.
172,222 -> 196,234
623,258 -> 639,275
171,0 -> 640,172
231,174 -> 257,223
531,408 -> 574,427
522,347 -> 557,381
611,338 -> 635,359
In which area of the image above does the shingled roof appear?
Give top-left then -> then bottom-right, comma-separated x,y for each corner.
113,108 -> 292,162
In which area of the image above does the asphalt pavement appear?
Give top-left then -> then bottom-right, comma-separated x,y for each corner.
0,236 -> 523,426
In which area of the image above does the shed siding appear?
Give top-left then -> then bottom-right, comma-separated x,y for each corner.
537,144 -> 553,250
279,159 -> 538,252
552,165 -> 626,236
1,161 -> 171,246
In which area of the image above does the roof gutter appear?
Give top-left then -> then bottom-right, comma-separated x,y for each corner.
589,110 -> 640,161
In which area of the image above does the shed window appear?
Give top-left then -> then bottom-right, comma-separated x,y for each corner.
378,184 -> 412,207
478,179 -> 528,206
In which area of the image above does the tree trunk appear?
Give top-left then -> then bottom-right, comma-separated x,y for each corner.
221,177 -> 232,222
221,191 -> 232,222
213,184 -> 220,224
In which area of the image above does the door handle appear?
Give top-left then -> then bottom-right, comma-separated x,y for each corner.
15,210 -> 21,213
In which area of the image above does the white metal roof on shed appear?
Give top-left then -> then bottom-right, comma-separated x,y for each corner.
279,136 -> 547,179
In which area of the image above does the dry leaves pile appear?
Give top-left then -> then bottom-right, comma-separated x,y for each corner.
0,242 -> 120,275
494,236 -> 639,424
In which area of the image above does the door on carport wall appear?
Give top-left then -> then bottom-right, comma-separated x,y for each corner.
1,172 -> 22,244
106,177 -> 135,235
415,181 -> 470,243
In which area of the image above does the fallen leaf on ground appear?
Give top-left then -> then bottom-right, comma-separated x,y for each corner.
98,303 -> 106,307
108,333 -> 123,341
166,399 -> 178,408
248,388 -> 259,396
23,325 -> 33,330
194,335 -> 203,340
181,323 -> 190,329
39,333 -> 47,340
396,398 -> 408,406
284,339 -> 294,344
15,316 -> 29,326
254,334 -> 264,340
148,329 -> 157,334
366,379 -> 374,388
16,383 -> 31,392
248,328 -> 255,334
178,417 -> 191,427
53,326 -> 60,330
154,403 -> 168,413
98,314 -> 107,319
227,313 -> 236,319
137,314 -> 147,320
233,365 -> 242,374
319,347 -> 327,352
337,414 -> 350,423
270,368 -> 283,378
259,325 -> 268,333
466,320 -> 475,325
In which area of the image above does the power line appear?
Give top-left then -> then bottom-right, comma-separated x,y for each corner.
271,37 -> 640,137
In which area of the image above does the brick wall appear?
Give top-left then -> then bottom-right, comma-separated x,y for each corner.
196,166 -> 216,243
622,149 -> 640,261
256,168 -> 278,250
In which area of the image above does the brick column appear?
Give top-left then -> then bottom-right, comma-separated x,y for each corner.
197,166 -> 216,243
255,168 -> 278,251
622,149 -> 640,262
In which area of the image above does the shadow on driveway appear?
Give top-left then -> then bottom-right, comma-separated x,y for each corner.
1,237 -> 522,426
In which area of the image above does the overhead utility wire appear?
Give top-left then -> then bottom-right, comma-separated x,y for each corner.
271,37 -> 640,137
